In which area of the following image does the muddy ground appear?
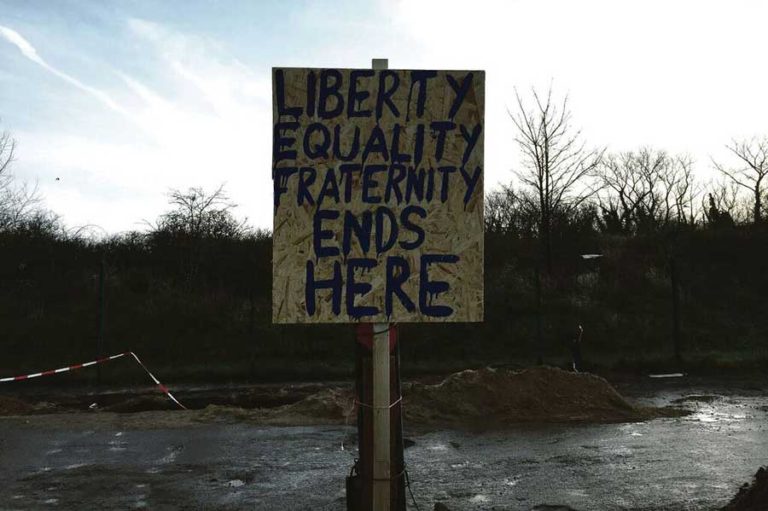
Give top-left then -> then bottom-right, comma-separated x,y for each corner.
1,367 -> 683,426
0,370 -> 766,510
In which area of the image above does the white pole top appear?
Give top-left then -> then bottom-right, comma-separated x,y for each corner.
371,58 -> 388,69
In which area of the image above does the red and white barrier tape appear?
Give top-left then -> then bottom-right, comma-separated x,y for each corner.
0,351 -> 187,410
127,352 -> 187,410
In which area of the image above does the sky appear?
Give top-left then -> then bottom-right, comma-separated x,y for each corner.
1,0 -> 767,234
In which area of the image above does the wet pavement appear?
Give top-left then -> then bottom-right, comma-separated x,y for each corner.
0,378 -> 766,510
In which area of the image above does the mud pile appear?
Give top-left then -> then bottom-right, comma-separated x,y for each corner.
402,366 -> 668,426
198,388 -> 355,426
0,395 -> 33,415
263,388 -> 354,425
240,366 -> 676,427
722,467 -> 768,511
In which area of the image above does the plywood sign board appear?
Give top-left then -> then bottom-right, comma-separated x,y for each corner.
272,68 -> 484,323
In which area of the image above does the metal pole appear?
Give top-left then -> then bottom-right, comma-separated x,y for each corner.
535,264 -> 543,365
670,256 -> 682,368
97,256 -> 105,383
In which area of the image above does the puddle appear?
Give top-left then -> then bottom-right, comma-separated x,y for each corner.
450,461 -> 481,470
159,447 -> 182,464
109,439 -> 128,452
688,409 -> 748,423
672,394 -> 722,404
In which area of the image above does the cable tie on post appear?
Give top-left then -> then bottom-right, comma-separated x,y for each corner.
372,466 -> 406,481
354,395 -> 402,409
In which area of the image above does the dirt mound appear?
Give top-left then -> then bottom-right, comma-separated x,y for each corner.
260,388 -> 355,425
197,404 -> 255,422
196,388 -> 355,426
199,367 -> 678,427
273,388 -> 351,418
722,467 -> 768,511
402,366 -> 675,427
0,395 -> 33,416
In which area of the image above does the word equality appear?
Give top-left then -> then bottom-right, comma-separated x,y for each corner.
273,121 -> 482,166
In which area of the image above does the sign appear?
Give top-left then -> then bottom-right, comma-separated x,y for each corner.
272,67 -> 484,323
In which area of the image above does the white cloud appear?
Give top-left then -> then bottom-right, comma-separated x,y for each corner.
120,18 -> 274,228
5,2 -> 768,232
3,20 -> 274,232
0,24 -> 45,64
0,24 -> 136,121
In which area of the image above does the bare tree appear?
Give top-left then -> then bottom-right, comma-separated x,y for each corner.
712,137 -> 768,224
702,179 -> 743,226
510,86 -> 604,271
670,155 -> 700,227
0,125 -> 14,177
144,185 -> 249,289
485,185 -> 515,234
597,148 -> 700,233
0,181 -> 43,231
0,124 -> 16,213
484,184 -> 537,237
0,124 -> 44,231
598,149 -> 663,233
150,184 -> 247,239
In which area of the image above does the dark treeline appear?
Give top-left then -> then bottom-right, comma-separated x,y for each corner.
1,92 -> 767,380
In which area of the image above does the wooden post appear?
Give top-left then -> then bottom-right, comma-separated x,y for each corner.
347,58 -> 404,511
372,322 -> 391,511
391,337 -> 406,510
370,57 -> 390,511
